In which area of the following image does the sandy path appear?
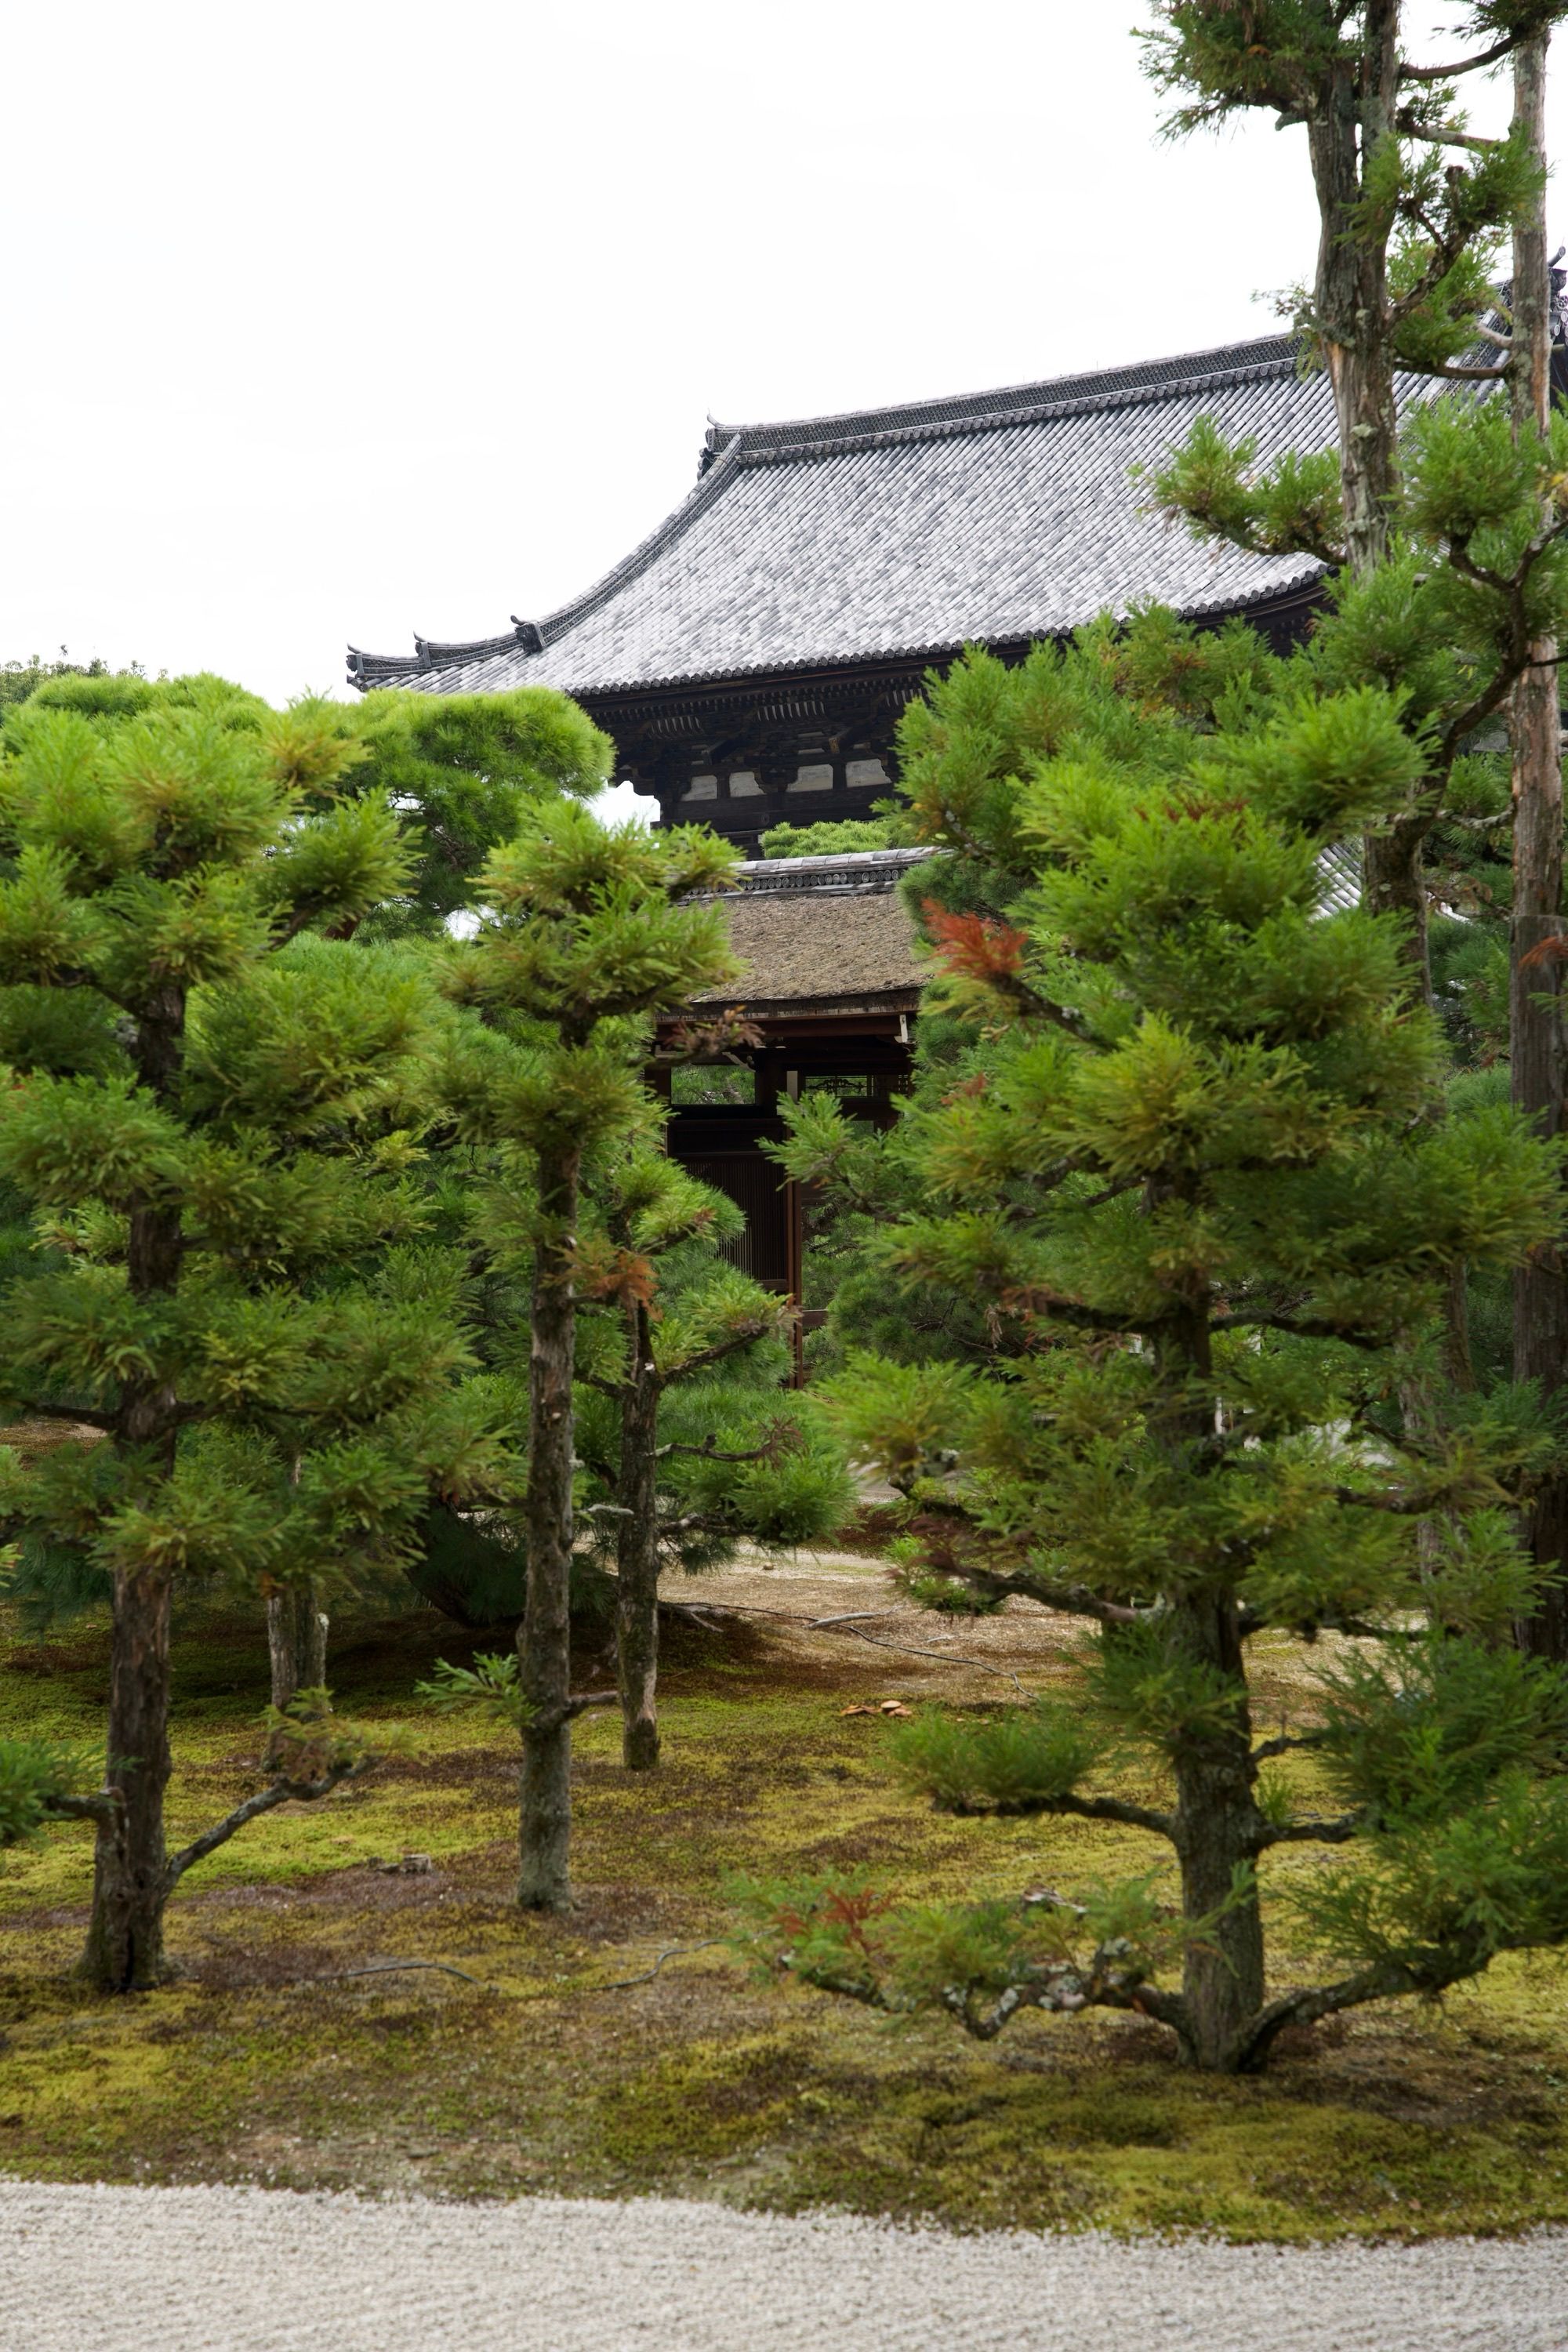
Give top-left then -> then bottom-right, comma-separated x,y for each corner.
1,2180 -> 1560,2351
662,1547 -> 1080,1704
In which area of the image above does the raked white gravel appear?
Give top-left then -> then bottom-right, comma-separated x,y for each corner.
1,2178 -> 1563,2352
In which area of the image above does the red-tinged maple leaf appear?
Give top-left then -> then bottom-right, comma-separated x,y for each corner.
922,898 -> 1028,985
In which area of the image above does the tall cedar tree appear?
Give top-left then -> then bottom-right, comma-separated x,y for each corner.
1146,4 -> 1568,1653
752,641 -> 1568,2074
1505,30 -> 1568,1655
573,1149 -> 853,1767
438,803 -> 739,1905
0,691 -> 514,1991
1144,0 -> 1565,982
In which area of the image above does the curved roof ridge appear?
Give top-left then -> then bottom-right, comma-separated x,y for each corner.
706,328 -> 1302,459
534,432 -> 745,648
346,324 -> 1334,700
347,433 -> 746,685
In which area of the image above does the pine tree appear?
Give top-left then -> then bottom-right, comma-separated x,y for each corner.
750,640 -> 1568,2074
573,1149 -> 852,1768
0,690 -> 510,1991
5,670 -> 610,945
437,803 -> 740,1906
347,686 -> 613,941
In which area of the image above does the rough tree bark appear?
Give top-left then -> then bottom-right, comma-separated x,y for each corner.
1304,1 -> 1436,984
267,1452 -> 328,1715
1508,31 -> 1568,1662
517,1138 -> 581,1909
1307,0 -> 1402,580
615,1295 -> 662,1771
82,985 -> 187,1992
266,1584 -> 328,1712
1159,1306 -> 1266,2070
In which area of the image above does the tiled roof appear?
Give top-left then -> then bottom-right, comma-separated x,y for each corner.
348,332 -> 1414,702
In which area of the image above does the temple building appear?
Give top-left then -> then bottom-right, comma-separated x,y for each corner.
349,327 -> 1362,1347
348,326 -> 1348,854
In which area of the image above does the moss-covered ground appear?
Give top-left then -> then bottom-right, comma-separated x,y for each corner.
3,1570 -> 1568,2241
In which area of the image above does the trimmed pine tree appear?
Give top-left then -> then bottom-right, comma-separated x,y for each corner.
573,1148 -> 854,1768
752,642 -> 1568,2074
437,802 -> 741,1906
0,691 -> 511,1990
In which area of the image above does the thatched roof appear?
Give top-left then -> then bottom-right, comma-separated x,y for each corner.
691,848 -> 930,1013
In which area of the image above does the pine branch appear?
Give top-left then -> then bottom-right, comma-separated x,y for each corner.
1333,1483 -> 1451,1515
1395,116 -> 1504,154
534,1690 -> 620,1734
953,1566 -> 1152,1628
43,1791 -> 119,1826
1254,1812 -> 1363,1849
1428,523 -> 1568,772
1214,1311 -> 1385,1353
1003,1286 -> 1144,1335
17,1403 -> 118,1432
940,1788 -> 1177,1840
660,1319 -> 779,1382
1250,1732 -> 1325,1763
656,1435 -> 775,1464
165,1759 -> 376,1886
1232,1940 -> 1488,2070
1401,35 -> 1526,83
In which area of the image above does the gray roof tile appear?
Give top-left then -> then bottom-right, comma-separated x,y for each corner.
349,332 -> 1421,700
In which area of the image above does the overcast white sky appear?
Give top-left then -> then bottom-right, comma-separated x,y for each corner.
2,2 -> 1559,719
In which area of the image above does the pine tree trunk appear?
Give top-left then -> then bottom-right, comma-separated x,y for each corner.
266,1584 -> 329,1711
1170,1588 -> 1265,2071
82,989 -> 186,1992
517,1139 -> 581,1910
1159,1307 -> 1265,2071
1508,31 -> 1568,1663
615,1301 -> 662,1771
80,1559 -> 174,1991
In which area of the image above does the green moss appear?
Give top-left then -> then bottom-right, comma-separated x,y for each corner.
4,1598 -> 1568,2234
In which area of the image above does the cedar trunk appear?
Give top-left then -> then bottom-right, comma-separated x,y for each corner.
1306,7 -> 1436,989
1306,3 -> 1399,583
517,1141 -> 581,1909
82,990 -> 186,1992
1508,32 -> 1568,1662
615,1299 -> 662,1771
